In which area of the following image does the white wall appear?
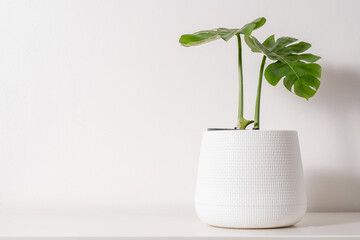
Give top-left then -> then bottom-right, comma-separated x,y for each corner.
0,0 -> 359,211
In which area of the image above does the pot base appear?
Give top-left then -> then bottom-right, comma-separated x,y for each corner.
195,203 -> 306,229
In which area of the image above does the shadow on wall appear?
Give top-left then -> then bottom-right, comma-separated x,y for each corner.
306,66 -> 360,212
307,172 -> 360,212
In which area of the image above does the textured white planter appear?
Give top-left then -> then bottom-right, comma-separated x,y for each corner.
195,130 -> 307,228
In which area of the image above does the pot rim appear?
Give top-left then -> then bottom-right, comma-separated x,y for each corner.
206,128 -> 297,133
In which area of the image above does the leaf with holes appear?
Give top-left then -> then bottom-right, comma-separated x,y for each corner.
265,61 -> 321,99
246,35 -> 322,100
179,17 -> 266,47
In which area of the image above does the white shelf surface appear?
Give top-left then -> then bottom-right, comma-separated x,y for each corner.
0,207 -> 359,239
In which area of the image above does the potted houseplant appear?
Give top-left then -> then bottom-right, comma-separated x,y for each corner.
179,17 -> 322,228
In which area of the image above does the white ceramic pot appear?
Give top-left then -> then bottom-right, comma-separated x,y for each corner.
195,130 -> 307,228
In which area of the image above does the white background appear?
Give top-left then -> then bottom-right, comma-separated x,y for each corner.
0,0 -> 359,212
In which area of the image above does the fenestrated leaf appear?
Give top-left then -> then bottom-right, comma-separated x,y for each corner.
179,17 -> 266,47
284,75 -> 295,92
263,35 -> 275,48
270,37 -> 298,51
248,35 -> 322,100
264,61 -> 321,99
276,42 -> 311,55
284,53 -> 321,62
263,61 -> 290,86
292,61 -> 321,78
294,80 -> 317,99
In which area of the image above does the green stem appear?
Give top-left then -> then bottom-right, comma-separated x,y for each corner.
254,55 -> 266,130
236,34 -> 244,129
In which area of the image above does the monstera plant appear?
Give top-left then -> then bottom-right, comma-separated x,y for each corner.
181,18 -> 321,229
179,17 -> 321,129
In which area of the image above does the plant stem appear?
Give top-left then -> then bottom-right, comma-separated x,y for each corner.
254,55 -> 267,130
236,34 -> 244,129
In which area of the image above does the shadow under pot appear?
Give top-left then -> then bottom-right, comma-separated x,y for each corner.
195,130 -> 307,228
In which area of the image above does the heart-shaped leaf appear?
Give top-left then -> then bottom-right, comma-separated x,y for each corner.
246,35 -> 322,100
179,17 -> 266,47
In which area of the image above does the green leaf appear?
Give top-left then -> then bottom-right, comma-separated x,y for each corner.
292,61 -> 321,78
249,35 -> 322,100
238,17 -> 266,36
179,33 -> 221,47
294,80 -> 317,99
276,42 -> 311,55
244,36 -> 261,52
270,37 -> 298,51
283,75 -> 295,91
263,35 -> 275,48
179,17 -> 266,47
264,61 -> 321,99
263,61 -> 290,86
217,28 -> 239,41
251,37 -> 279,60
284,53 -> 321,62
245,34 -> 279,54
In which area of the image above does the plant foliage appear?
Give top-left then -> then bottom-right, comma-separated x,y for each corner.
179,17 -> 322,130
245,35 -> 322,100
179,17 -> 266,47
